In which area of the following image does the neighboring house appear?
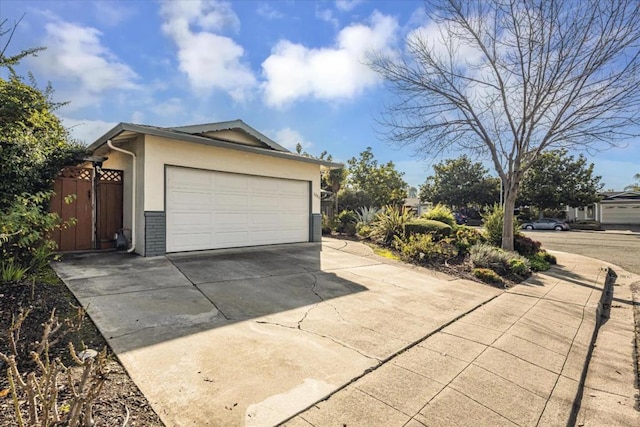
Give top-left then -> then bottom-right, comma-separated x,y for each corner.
53,120 -> 341,256
403,198 -> 430,216
566,191 -> 640,225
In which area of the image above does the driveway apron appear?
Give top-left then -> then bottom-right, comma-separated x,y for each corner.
53,239 -> 502,426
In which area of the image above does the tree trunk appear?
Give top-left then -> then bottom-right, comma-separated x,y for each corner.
501,182 -> 518,251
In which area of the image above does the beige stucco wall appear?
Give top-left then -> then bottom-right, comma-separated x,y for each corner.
143,135 -> 322,213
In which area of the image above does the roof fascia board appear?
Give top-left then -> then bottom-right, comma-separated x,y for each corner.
170,119 -> 289,152
89,123 -> 343,169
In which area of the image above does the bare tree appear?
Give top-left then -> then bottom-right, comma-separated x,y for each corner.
370,0 -> 640,250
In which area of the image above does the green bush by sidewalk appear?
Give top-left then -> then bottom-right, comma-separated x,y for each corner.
405,219 -> 452,239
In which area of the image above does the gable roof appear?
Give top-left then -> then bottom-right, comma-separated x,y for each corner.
87,122 -> 342,170
168,119 -> 289,152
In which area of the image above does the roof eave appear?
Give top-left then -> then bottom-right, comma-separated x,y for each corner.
88,123 -> 344,169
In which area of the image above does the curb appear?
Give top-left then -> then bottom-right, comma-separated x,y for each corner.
566,267 -> 616,425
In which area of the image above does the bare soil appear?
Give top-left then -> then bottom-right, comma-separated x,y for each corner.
0,270 -> 164,426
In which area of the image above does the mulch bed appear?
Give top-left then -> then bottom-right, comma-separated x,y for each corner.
0,270 -> 164,426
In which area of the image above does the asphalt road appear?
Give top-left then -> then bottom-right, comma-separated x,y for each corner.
522,230 -> 640,275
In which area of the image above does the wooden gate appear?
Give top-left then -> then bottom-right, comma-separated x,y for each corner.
50,167 -> 123,251
96,169 -> 123,249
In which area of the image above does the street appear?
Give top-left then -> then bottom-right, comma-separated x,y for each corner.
523,230 -> 640,275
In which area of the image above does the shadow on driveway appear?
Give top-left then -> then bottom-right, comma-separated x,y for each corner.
53,243 -> 368,353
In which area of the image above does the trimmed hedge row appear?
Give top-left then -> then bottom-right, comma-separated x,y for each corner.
405,219 -> 452,239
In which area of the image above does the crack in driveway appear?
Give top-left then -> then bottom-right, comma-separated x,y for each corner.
255,319 -> 380,362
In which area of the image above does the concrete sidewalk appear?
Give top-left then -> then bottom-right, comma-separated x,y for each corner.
282,251 -> 640,427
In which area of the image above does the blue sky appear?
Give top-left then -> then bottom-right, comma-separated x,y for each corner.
2,0 -> 639,191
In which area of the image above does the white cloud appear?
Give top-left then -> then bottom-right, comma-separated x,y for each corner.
93,1 -> 135,27
151,97 -> 185,119
160,0 -> 256,101
266,127 -> 314,152
316,8 -> 339,28
31,21 -> 138,107
257,3 -> 284,20
335,0 -> 364,12
62,117 -> 117,145
131,111 -> 145,123
261,11 -> 398,107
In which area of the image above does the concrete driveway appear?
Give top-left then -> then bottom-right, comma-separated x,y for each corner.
53,238 -> 501,426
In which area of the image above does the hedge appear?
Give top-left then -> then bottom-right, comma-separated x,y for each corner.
405,219 -> 452,239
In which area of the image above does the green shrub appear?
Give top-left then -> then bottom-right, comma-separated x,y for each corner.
356,223 -> 372,238
421,203 -> 456,227
321,213 -> 333,235
405,219 -> 452,239
469,243 -> 530,277
370,206 -> 414,245
335,210 -> 357,233
482,204 -> 505,246
0,258 -> 30,283
508,258 -> 531,277
528,253 -> 551,272
393,233 -> 458,263
453,226 -> 485,255
343,222 -> 357,236
0,192 -> 67,283
540,251 -> 557,264
514,233 -> 541,256
482,204 -> 520,247
473,268 -> 504,285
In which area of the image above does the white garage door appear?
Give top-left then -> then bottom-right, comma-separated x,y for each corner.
166,167 -> 309,252
601,203 -> 640,224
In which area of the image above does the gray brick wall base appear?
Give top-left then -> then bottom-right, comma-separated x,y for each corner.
311,213 -> 322,242
144,211 -> 166,256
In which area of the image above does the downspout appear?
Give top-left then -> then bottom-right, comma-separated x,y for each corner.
107,140 -> 136,253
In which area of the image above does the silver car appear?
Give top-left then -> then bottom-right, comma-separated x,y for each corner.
522,218 -> 570,231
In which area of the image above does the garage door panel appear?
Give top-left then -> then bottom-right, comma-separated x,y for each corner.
249,213 -> 279,227
215,194 -> 249,211
216,213 -> 249,227
172,233 -> 212,251
216,173 -> 249,191
168,168 -> 212,190
250,230 -> 282,244
168,190 -> 212,210
166,168 -> 309,252
277,229 -> 308,242
280,197 -> 307,211
279,180 -> 307,195
251,195 -> 279,210
214,231 -> 249,246
280,214 -> 308,228
170,212 -> 212,227
250,177 -> 274,193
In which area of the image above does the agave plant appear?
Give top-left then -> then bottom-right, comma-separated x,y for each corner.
354,206 -> 381,226
370,205 -> 414,245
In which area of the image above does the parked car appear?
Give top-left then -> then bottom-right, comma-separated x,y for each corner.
521,218 -> 570,231
453,212 -> 467,225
